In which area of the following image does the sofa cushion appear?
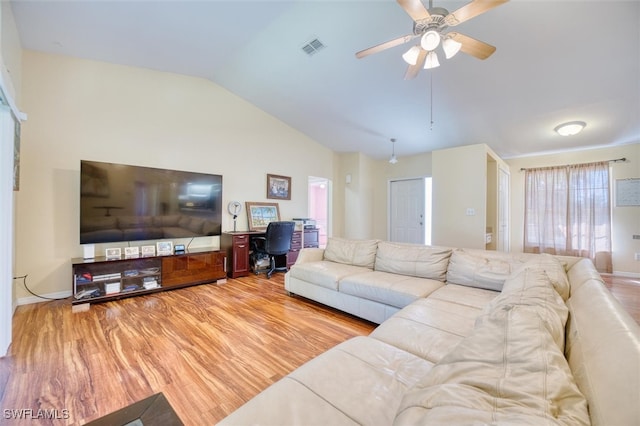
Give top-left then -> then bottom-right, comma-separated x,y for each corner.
510,254 -> 571,302
374,242 -> 452,281
486,264 -> 569,350
289,261 -> 371,291
323,238 -> 378,268
445,249 -> 528,291
339,271 -> 444,309
394,267 -> 589,425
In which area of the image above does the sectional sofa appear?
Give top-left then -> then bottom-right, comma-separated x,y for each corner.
219,238 -> 640,425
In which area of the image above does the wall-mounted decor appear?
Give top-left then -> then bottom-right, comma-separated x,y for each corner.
267,174 -> 291,200
246,202 -> 281,231
616,178 -> 640,206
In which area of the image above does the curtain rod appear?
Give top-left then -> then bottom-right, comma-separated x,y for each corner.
520,157 -> 627,172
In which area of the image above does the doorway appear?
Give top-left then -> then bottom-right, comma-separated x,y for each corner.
389,177 -> 432,245
308,176 -> 330,247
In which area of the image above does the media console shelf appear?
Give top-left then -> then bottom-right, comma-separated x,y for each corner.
71,248 -> 226,308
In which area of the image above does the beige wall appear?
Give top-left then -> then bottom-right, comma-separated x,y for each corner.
432,144 -> 489,249
506,143 -> 640,276
16,50 -> 335,301
1,1 -> 21,103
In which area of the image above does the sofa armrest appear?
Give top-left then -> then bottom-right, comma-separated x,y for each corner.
295,248 -> 325,264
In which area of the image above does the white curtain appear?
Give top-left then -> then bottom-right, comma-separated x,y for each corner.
524,161 -> 612,272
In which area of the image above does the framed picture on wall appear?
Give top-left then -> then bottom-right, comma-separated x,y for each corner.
266,174 -> 291,200
246,202 -> 280,231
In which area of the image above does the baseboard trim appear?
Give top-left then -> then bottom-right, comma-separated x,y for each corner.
611,271 -> 640,279
17,290 -> 72,306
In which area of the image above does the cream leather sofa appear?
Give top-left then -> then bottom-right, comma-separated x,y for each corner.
219,238 -> 640,425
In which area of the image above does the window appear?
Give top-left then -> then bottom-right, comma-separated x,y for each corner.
524,161 -> 612,272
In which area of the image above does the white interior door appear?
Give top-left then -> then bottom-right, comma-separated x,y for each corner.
389,178 -> 426,244
498,167 -> 510,252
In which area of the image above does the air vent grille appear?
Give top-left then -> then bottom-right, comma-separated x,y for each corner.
301,38 -> 326,56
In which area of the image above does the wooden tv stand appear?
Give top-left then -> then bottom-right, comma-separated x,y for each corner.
71,247 -> 226,307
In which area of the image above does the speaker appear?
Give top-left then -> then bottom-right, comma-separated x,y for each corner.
83,244 -> 95,259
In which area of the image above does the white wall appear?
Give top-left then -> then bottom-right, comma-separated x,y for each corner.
16,51 -> 335,301
506,143 -> 640,276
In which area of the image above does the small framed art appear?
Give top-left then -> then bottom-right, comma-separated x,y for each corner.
141,245 -> 156,257
246,202 -> 281,231
266,174 -> 291,200
105,247 -> 121,260
124,247 -> 140,258
156,241 -> 173,256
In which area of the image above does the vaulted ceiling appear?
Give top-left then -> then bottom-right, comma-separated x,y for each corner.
10,0 -> 640,160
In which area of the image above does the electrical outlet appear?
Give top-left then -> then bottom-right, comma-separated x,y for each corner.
633,235 -> 640,240
465,208 -> 476,216
635,253 -> 640,261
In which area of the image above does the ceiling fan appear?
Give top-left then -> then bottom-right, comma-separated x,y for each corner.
356,0 -> 508,79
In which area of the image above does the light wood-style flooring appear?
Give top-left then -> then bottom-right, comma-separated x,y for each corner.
1,273 -> 638,425
0,274 -> 375,425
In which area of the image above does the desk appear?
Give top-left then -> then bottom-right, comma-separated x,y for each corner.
220,229 -> 319,278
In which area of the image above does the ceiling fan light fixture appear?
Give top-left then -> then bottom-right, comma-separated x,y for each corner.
402,46 -> 421,65
424,51 -> 440,69
554,121 -> 586,136
420,29 -> 441,51
443,37 -> 462,59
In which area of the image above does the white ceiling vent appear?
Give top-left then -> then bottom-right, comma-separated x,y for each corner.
301,38 -> 326,56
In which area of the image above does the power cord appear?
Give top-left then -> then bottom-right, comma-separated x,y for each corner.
13,274 -> 69,301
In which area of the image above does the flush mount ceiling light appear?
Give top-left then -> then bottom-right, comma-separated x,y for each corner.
389,138 -> 398,164
554,121 -> 586,136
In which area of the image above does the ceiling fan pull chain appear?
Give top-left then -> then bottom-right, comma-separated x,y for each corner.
430,72 -> 434,130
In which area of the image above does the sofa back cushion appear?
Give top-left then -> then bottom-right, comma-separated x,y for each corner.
445,249 -> 530,291
323,238 -> 378,268
374,242 -> 452,281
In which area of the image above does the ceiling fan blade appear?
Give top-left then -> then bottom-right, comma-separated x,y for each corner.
450,32 -> 496,59
404,48 -> 427,80
356,34 -> 417,59
397,0 -> 431,22
445,0 -> 508,26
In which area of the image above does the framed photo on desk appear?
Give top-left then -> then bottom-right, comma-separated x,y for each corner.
246,202 -> 280,231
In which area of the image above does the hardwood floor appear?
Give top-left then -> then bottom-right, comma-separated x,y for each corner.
601,274 -> 640,324
0,274 -> 375,425
1,272 -> 638,425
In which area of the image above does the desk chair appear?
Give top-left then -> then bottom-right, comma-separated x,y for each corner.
251,221 -> 296,278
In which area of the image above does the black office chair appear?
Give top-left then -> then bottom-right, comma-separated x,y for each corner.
251,221 -> 296,278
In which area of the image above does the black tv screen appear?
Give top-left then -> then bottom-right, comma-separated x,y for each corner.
80,160 -> 222,244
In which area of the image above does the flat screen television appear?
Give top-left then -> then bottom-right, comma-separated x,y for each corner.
80,160 -> 222,244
